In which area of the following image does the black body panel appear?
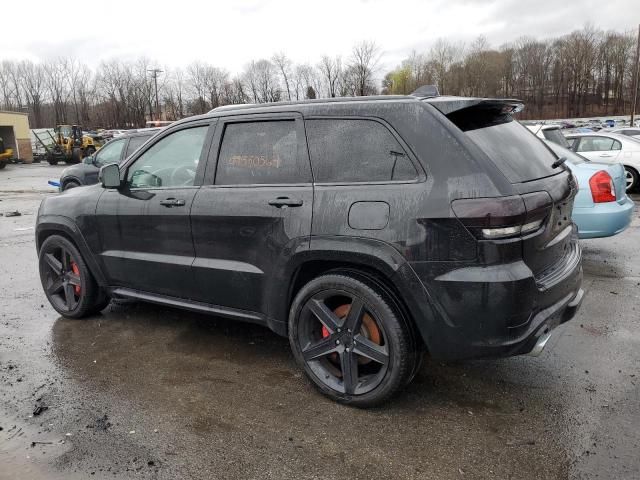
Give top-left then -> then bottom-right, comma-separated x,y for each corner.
37,96 -> 583,361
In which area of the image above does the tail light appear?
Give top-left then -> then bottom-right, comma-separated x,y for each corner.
451,192 -> 552,240
589,170 -> 616,203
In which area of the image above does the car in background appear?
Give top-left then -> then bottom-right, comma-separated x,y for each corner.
101,129 -> 129,140
526,124 -> 571,148
607,127 -> 640,139
564,131 -> 640,192
59,129 -> 159,191
545,141 -> 634,239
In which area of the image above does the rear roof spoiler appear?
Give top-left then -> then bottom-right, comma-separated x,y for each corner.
424,96 -> 525,115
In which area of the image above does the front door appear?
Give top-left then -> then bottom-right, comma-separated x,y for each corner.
190,114 -> 313,315
95,123 -> 212,298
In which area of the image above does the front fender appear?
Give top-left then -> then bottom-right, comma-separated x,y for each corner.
36,215 -> 107,286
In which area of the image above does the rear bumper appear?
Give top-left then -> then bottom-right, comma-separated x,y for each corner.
405,241 -> 583,361
573,196 -> 634,239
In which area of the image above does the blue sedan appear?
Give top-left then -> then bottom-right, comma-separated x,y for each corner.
546,141 -> 634,239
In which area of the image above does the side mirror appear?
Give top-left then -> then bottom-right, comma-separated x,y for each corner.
83,155 -> 94,165
99,163 -> 121,188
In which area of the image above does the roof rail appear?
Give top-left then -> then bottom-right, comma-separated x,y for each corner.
410,85 -> 440,97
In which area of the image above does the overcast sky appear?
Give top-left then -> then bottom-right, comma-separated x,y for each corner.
2,0 -> 638,74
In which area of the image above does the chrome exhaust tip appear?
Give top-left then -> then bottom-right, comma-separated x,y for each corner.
528,330 -> 552,357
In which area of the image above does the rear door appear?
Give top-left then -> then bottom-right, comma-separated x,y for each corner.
95,122 -> 213,298
190,113 -> 313,314
574,136 -> 622,163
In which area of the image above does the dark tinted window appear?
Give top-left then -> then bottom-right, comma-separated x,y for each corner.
542,128 -> 570,148
125,135 -> 150,158
306,119 -> 417,183
453,110 -> 558,183
215,121 -> 306,185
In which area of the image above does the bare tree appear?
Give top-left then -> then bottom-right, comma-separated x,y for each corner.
349,41 -> 381,96
272,53 -> 293,100
318,55 -> 342,97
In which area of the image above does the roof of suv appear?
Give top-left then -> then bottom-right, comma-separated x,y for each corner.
206,95 -> 524,117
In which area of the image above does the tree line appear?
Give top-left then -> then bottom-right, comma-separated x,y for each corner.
0,26 -> 637,129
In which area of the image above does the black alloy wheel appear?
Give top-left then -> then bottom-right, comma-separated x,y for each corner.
39,235 -> 109,318
289,274 -> 415,407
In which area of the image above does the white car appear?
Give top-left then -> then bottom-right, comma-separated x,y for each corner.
564,132 -> 640,192
607,127 -> 640,139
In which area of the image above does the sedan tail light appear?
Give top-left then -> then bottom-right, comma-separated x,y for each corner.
451,192 -> 552,240
589,170 -> 616,203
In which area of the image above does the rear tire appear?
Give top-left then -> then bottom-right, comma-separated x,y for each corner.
624,166 -> 638,192
38,235 -> 109,318
289,273 -> 416,407
47,158 -> 58,166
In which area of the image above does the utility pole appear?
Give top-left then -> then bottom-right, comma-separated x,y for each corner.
631,24 -> 640,126
148,68 -> 163,121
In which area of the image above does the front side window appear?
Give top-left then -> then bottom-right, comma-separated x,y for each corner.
305,119 -> 418,183
215,120 -> 306,185
127,126 -> 208,188
94,139 -> 125,167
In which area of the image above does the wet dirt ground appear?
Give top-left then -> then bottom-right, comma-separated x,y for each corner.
1,163 -> 639,480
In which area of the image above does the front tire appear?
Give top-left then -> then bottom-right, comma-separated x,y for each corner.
38,235 -> 109,318
63,180 -> 81,191
289,274 -> 415,407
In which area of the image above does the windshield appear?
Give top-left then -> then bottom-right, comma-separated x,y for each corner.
545,140 -> 588,165
448,107 -> 560,183
542,128 -> 570,148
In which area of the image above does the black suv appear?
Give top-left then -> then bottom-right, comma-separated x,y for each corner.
37,94 -> 583,406
59,129 -> 160,191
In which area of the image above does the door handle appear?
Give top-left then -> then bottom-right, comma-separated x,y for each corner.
268,197 -> 303,208
159,198 -> 186,207
599,153 -> 613,157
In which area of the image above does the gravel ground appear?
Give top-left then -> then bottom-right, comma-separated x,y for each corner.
1,163 -> 639,480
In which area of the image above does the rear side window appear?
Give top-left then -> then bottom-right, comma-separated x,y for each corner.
125,135 -> 149,159
576,136 -> 620,152
305,119 -> 418,183
449,108 -> 558,183
215,121 -> 307,185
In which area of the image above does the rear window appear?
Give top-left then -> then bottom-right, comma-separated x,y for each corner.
542,128 -> 570,148
448,108 -> 559,183
545,141 -> 588,165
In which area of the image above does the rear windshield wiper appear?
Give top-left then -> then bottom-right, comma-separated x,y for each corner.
552,156 -> 567,169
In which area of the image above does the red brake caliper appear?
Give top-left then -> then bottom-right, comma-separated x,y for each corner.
71,261 -> 81,295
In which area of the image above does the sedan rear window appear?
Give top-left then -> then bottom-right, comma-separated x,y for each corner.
542,128 -> 570,148
448,107 -> 559,183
